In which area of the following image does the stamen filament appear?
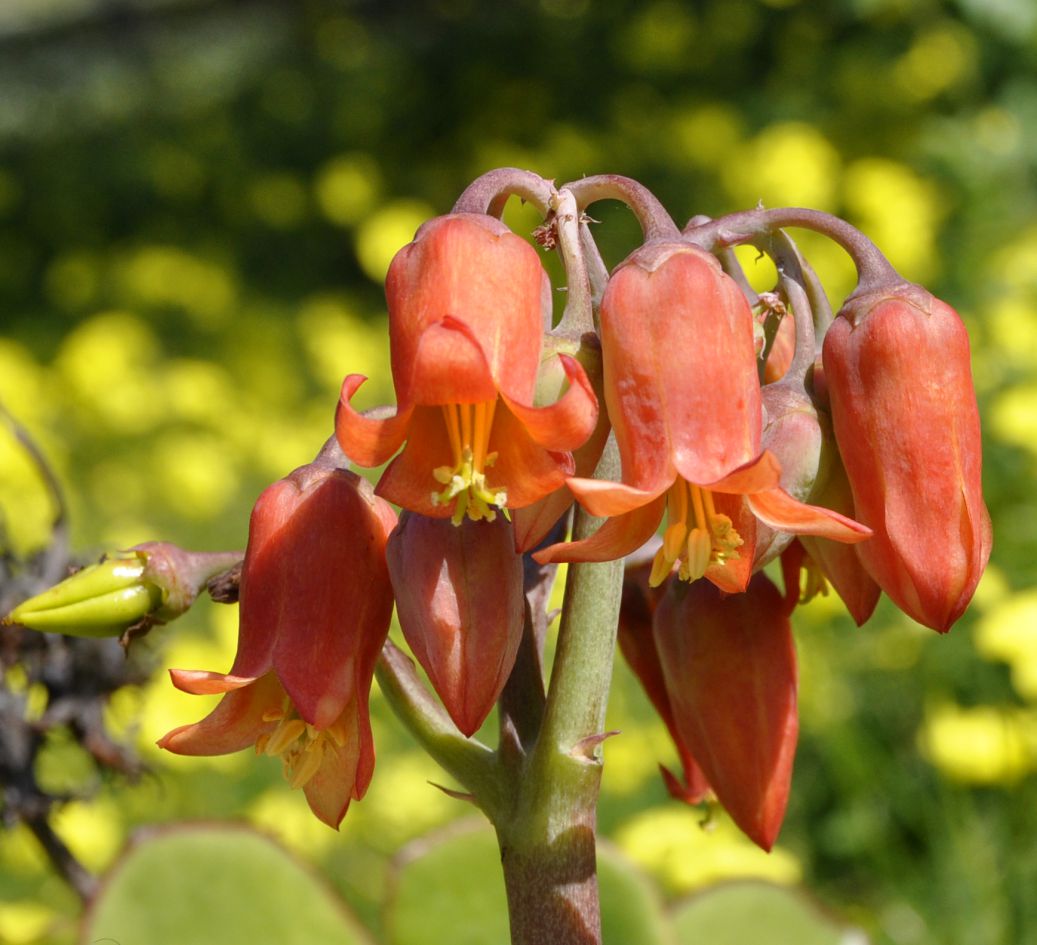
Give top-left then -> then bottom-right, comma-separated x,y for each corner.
650,478 -> 745,588
459,403 -> 473,452
430,398 -> 507,524
442,405 -> 463,466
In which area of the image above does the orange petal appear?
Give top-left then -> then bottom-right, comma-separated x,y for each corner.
168,669 -> 258,696
375,405 -> 458,517
602,244 -> 763,487
336,374 -> 413,467
406,316 -> 497,405
703,450 -> 782,495
488,403 -> 574,510
747,488 -> 872,542
501,354 -> 598,452
566,476 -> 669,518
386,214 -> 544,405
158,671 -> 284,756
534,495 -> 666,566
704,493 -> 755,594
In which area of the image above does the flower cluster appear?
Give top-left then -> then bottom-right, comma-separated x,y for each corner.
10,176 -> 989,851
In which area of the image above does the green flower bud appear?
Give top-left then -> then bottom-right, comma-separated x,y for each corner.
4,553 -> 162,637
3,544 -> 242,640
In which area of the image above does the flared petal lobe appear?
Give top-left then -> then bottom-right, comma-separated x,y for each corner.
513,338 -> 610,552
653,573 -> 798,851
823,285 -> 991,632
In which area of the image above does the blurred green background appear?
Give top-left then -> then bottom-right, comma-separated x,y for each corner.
2,0 -> 1037,943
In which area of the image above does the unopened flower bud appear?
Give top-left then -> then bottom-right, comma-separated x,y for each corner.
823,282 -> 991,632
387,511 -> 524,736
653,572 -> 798,851
3,543 -> 240,639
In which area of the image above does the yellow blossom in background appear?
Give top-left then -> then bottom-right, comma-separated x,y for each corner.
314,152 -> 383,227
354,200 -> 436,283
975,589 -> 1037,702
49,797 -> 124,873
843,158 -> 943,283
919,703 -> 1036,785
614,806 -> 801,894
722,122 -> 841,212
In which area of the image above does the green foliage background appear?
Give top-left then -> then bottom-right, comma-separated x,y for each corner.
2,1 -> 1037,943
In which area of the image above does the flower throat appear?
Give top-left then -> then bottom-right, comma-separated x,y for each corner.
432,400 -> 508,525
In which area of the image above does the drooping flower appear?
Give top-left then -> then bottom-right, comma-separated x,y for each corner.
536,241 -> 870,591
386,511 -> 524,737
822,283 -> 992,632
158,454 -> 396,828
616,546 -> 710,805
336,213 -> 598,528
653,572 -> 798,851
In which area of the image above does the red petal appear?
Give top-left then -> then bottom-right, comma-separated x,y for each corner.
654,574 -> 798,851
502,354 -> 598,452
566,476 -> 668,518
387,513 -> 524,737
747,487 -> 872,542
824,288 -> 990,632
534,495 -> 666,566
157,671 -> 284,756
269,470 -> 396,728
336,374 -> 413,467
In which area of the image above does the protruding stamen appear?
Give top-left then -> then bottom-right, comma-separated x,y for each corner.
431,399 -> 507,524
264,718 -> 306,756
256,702 -> 348,792
653,479 -> 746,587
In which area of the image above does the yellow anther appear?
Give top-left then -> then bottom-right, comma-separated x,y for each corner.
652,479 -> 744,587
684,528 -> 713,581
256,702 -> 348,792
663,521 -> 688,562
432,400 -> 508,523
263,718 -> 306,756
798,553 -> 830,604
287,740 -> 325,789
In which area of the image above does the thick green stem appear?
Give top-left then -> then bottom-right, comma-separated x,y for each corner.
495,441 -> 624,945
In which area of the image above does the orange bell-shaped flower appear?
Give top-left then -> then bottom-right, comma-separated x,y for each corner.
336,213 -> 598,526
537,241 -> 869,591
158,455 -> 397,828
653,572 -> 798,851
822,283 -> 991,632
